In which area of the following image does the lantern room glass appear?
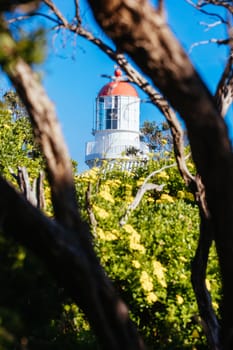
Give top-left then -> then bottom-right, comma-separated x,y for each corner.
96,96 -> 120,131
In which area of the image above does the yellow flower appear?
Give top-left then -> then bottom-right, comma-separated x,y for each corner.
140,271 -> 153,292
176,295 -> 184,305
96,227 -> 106,239
159,193 -> 174,203
136,178 -> 145,187
161,138 -> 167,145
90,167 -> 99,175
177,190 -> 185,199
99,190 -> 115,203
130,242 -> 145,253
64,304 -> 70,312
180,273 -> 187,280
152,260 -> 167,287
125,184 -> 132,190
96,228 -> 118,241
146,292 -> 158,304
132,260 -> 141,269
187,162 -> 195,170
105,179 -> 121,187
180,256 -> 187,262
105,232 -> 118,241
123,224 -> 138,236
185,192 -> 194,202
157,171 -> 169,180
205,279 -> 211,291
123,225 -> 145,253
192,329 -> 199,338
130,231 -> 141,244
93,205 -> 109,219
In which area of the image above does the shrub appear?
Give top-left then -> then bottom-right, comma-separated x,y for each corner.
75,159 -> 221,349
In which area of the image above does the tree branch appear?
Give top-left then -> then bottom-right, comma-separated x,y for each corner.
74,0 -> 82,25
120,182 -> 164,226
215,51 -> 233,117
199,0 -> 233,14
185,0 -> 228,23
6,58 -> 79,229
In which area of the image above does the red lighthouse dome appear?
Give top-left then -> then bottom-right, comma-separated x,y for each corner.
98,69 -> 138,97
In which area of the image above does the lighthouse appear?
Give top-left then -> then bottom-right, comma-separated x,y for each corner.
85,69 -> 149,168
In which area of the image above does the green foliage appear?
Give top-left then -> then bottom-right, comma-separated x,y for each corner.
75,159 -> 221,349
3,90 -> 28,120
0,94 -> 96,349
15,28 -> 46,65
0,104 -> 42,179
0,233 -> 98,350
0,100 -> 221,350
140,121 -> 172,154
0,25 -> 46,73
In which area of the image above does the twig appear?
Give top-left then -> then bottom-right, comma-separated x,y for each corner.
42,0 -> 69,26
119,161 -> 179,225
120,183 -> 164,226
185,0 -> 228,23
199,0 -> 233,14
200,20 -> 223,31
215,51 -> 233,117
189,37 -> 231,53
85,182 -> 97,235
74,0 -> 82,25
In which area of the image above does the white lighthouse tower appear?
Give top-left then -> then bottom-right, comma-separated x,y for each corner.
85,69 -> 149,168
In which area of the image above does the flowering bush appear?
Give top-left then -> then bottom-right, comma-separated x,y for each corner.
75,159 -> 221,349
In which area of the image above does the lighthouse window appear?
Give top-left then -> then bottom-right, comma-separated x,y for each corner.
96,97 -> 105,130
96,96 -> 120,130
106,108 -> 118,129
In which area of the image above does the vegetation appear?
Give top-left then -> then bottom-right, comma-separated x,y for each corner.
0,106 -> 221,348
76,160 -> 221,349
0,1 -> 232,349
140,121 -> 172,153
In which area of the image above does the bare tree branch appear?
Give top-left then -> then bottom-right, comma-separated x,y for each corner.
74,0 -> 82,25
43,0 -> 68,26
120,182 -> 164,226
7,58 -> 79,229
215,51 -> 233,117
185,0 -> 229,22
199,0 -> 233,14
189,37 -> 232,53
157,0 -> 165,17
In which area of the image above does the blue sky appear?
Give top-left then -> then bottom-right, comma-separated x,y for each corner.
2,0 -> 231,172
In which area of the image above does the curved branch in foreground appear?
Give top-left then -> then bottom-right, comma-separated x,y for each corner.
191,214 -> 221,350
0,176 -> 145,350
87,1 -> 233,349
6,57 -> 77,229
